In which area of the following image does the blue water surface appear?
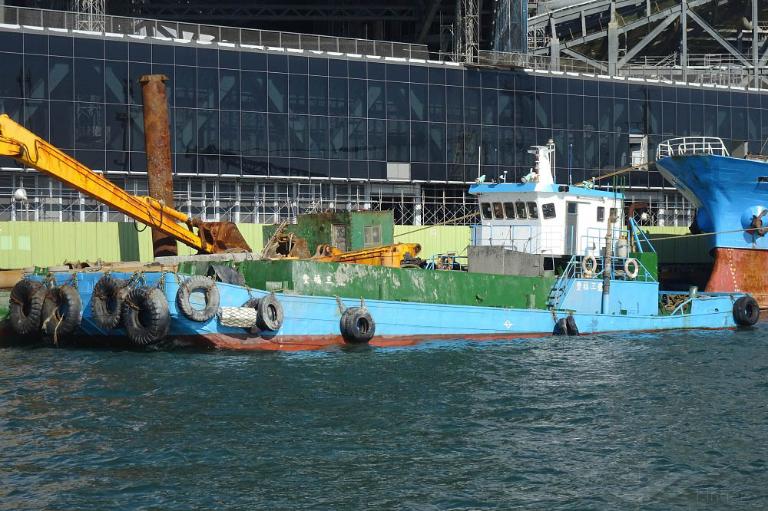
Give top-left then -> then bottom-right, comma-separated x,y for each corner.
1,326 -> 767,510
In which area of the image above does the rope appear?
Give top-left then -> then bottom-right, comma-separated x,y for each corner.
643,226 -> 768,243
393,211 -> 480,239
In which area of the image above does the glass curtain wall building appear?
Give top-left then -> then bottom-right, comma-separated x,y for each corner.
1,8 -> 767,225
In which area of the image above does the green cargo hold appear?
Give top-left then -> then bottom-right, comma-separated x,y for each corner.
179,259 -> 558,310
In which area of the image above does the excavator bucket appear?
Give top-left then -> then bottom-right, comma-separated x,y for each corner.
194,221 -> 252,253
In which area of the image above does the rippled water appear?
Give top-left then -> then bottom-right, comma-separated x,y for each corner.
1,326 -> 767,510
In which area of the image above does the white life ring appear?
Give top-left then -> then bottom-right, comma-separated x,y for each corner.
581,255 -> 598,275
624,258 -> 639,279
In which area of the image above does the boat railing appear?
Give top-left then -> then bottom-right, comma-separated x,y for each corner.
628,217 -> 656,254
656,137 -> 729,159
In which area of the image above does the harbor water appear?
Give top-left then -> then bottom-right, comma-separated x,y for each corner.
1,328 -> 767,510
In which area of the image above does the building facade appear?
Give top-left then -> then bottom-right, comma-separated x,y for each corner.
0,6 -> 767,226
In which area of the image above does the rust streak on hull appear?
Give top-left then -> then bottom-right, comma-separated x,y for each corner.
706,247 -> 768,308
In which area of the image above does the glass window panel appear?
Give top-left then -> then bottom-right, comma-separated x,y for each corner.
0,32 -> 22,53
613,98 -> 628,133
309,115 -> 328,158
690,103 -> 704,136
242,52 -> 267,71
515,92 -> 534,127
197,67 -> 219,109
268,114 -> 289,156
568,95 -> 584,131
387,81 -> 409,120
152,44 -> 173,64
499,127 -> 515,166
309,75 -> 328,115
482,89 -> 498,125
75,59 -> 103,102
368,62 -> 385,80
552,93 -> 568,130
482,126 -> 498,165
105,104 -> 129,151
429,67 -> 445,84
349,79 -> 367,117
289,74 -> 308,114
220,68 -> 240,110
329,116 -> 347,159
175,66 -> 197,108
597,97 -> 613,132
75,102 -> 104,150
328,77 -> 347,116
24,100 -> 48,140
464,124 -> 480,166
583,131 -> 597,169
75,38 -> 104,59
242,70 -> 266,112
129,42 -> 151,62
411,66 -> 428,84
348,117 -> 367,160
428,85 -> 445,122
309,57 -> 328,75
498,90 -> 514,126
104,60 -> 128,104
387,120 -> 409,163
175,107 -> 197,154
368,81 -> 385,118
24,54 -> 47,100
328,59 -> 347,77
267,73 -> 288,113
220,110 -> 240,153
198,110 -> 219,154
732,108 -> 747,140
24,33 -> 47,54
464,88 -> 481,125
348,60 -> 365,79
445,86 -> 463,123
409,83 -> 427,121
0,52 -> 23,98
493,202 -> 504,219
242,111 -> 268,156
386,64 -> 408,82
628,99 -> 643,133
429,122 -> 446,163
411,121 -> 428,162
129,62 -> 151,104
220,49 -> 239,69
174,46 -> 195,66
49,36 -> 73,57
368,119 -> 386,160
535,93 -> 550,129
49,101 -> 74,148
197,49 -> 217,68
289,114 -> 310,158
480,202 -> 492,219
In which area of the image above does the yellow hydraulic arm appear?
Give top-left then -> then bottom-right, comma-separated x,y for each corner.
0,114 -> 250,254
313,242 -> 422,268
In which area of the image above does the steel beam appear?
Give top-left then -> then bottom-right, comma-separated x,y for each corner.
617,12 -> 680,68
561,48 -> 608,72
686,8 -> 752,68
416,0 -> 443,44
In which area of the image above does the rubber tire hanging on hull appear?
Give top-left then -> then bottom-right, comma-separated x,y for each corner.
176,276 -> 220,322
733,296 -> 760,326
256,294 -> 284,331
9,279 -> 47,335
565,315 -> 579,336
41,285 -> 82,341
91,275 -> 128,330
340,307 -> 375,344
553,318 -> 568,336
122,287 -> 170,346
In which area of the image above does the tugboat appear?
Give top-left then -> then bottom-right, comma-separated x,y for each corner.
656,137 -> 768,308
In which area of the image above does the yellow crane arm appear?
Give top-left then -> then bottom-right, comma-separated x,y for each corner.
0,114 -> 220,253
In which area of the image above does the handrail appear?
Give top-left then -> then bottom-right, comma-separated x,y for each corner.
656,137 -> 729,159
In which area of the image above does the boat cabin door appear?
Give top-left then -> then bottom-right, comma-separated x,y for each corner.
565,201 -> 578,254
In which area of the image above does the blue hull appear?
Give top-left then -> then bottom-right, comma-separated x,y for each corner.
13,271 -> 745,351
656,154 -> 768,251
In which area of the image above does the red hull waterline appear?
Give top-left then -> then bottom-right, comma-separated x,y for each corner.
707,247 -> 768,308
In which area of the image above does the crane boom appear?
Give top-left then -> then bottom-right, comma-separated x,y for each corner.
0,114 -> 250,254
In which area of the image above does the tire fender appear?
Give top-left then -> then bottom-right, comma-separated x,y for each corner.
41,285 -> 82,341
256,293 -> 284,331
91,275 -> 128,330
9,279 -> 47,335
733,295 -> 760,326
340,307 -> 375,344
123,287 -> 171,346
176,276 -> 220,322
553,317 -> 568,336
565,315 -> 579,336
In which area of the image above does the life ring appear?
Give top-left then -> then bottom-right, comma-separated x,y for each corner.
176,276 -> 220,322
256,293 -> 284,331
624,258 -> 640,279
122,287 -> 170,345
581,255 -> 598,275
40,285 -> 82,342
340,307 -> 375,343
552,317 -> 568,336
91,275 -> 128,330
565,315 -> 579,336
733,295 -> 760,326
9,279 -> 47,335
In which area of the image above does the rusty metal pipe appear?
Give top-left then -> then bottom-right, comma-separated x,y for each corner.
140,74 -> 177,258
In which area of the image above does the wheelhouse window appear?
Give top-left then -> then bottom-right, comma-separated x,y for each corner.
515,201 -> 527,219
503,202 -> 516,219
480,202 -> 492,219
527,202 -> 538,219
542,203 -> 556,219
597,206 -> 605,222
492,202 -> 504,219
